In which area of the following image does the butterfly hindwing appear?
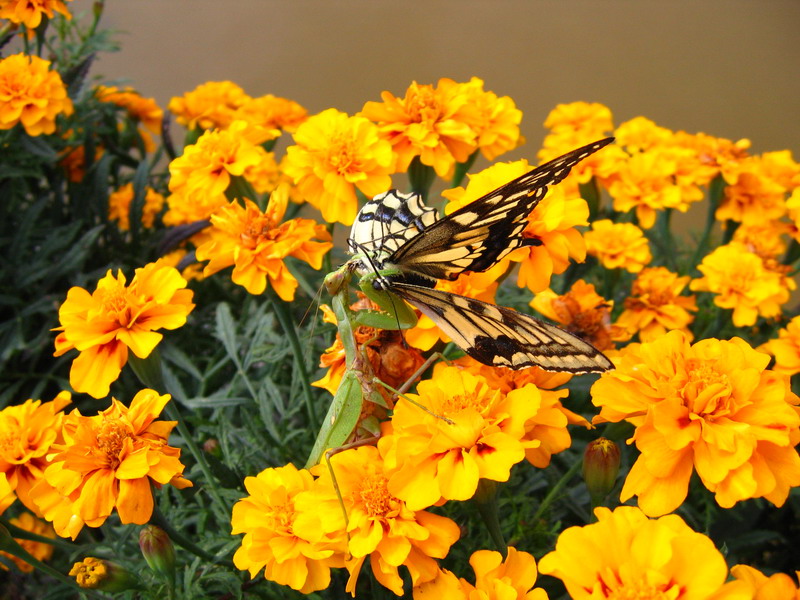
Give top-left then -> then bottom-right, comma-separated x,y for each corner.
385,137 -> 614,280
389,280 -> 613,373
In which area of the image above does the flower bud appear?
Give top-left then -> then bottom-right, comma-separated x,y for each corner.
582,438 -> 620,504
139,525 -> 176,581
69,557 -> 137,591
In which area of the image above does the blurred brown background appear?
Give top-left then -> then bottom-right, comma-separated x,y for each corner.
72,0 -> 798,155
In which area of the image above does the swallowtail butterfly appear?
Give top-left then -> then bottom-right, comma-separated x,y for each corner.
346,138 -> 615,373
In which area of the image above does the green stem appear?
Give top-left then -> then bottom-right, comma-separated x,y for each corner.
473,480 -> 506,554
579,178 -> 602,221
689,174 -> 725,271
655,208 -> 678,271
531,458 -> 583,524
451,150 -> 480,189
721,219 -> 739,245
149,507 -> 232,567
265,288 -> 320,430
407,156 -> 437,201
783,238 -> 800,266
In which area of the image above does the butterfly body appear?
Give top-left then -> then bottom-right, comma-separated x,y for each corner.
344,138 -> 616,374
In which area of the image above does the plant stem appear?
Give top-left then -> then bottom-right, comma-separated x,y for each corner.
689,174 -> 725,271
473,480 -> 506,554
150,507 -> 232,567
531,458 -> 583,524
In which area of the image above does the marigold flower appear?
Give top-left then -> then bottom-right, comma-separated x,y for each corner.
616,266 -> 697,341
96,85 -> 163,151
591,331 -> 800,516
674,130 -> 750,185
382,366 -> 540,511
0,0 -> 71,28
539,506 -> 751,600
0,391 -> 70,515
69,557 -> 137,591
360,78 -> 477,178
299,444 -> 461,596
614,116 -> 673,153
231,464 -> 346,594
32,389 -> 192,539
59,142 -> 103,183
53,261 -> 195,399
530,280 -> 629,352
718,158 -> 787,225
761,316 -> 800,376
582,438 -> 621,503
457,77 -> 522,160
544,101 -> 613,139
443,159 -> 588,292
195,190 -> 332,300
759,149 -> 800,190
0,53 -> 73,136
231,94 -> 308,143
0,473 -> 13,513
584,219 -> 652,273
0,512 -> 55,572
690,242 -> 790,327
413,547 -> 548,600
283,108 -> 394,225
731,564 -> 800,600
168,80 -> 250,131
108,182 -> 165,231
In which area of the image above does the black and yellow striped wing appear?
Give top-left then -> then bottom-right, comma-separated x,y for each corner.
390,280 -> 613,373
384,137 -> 614,281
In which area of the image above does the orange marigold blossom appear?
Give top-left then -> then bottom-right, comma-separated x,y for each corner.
231,93 -> 308,143
530,279 -> 629,352
95,85 -> 163,134
405,260 -> 509,351
690,242 -> 791,327
0,512 -> 55,573
456,77 -> 522,161
381,366 -> 540,511
283,108 -> 394,225
0,391 -> 70,516
538,506 -> 752,600
761,315 -> 800,376
591,330 -> 800,516
413,546 -> 548,600
299,443 -> 461,596
108,182 -> 165,231
584,219 -> 652,273
0,0 -> 71,28
360,78 -> 477,178
717,157 -> 787,225
31,389 -> 192,540
616,266 -> 697,342
0,53 -> 73,136
195,189 -> 332,300
231,464 -> 346,594
53,261 -> 195,399
442,159 -> 588,293
543,101 -> 613,139
614,116 -> 673,153
731,565 -> 800,600
167,80 -> 250,131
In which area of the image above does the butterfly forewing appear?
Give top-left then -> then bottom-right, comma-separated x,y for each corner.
390,281 -> 613,373
386,137 -> 614,280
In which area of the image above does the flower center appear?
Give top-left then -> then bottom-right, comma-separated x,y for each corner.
681,358 -> 732,417
241,215 -> 280,247
327,132 -> 358,174
358,474 -> 394,517
441,389 -> 490,416
96,418 -> 132,469
0,417 -> 21,459
605,582 -> 675,600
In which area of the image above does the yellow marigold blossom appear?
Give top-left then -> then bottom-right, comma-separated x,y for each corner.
159,248 -> 205,282
543,101 -> 613,139
231,94 -> 308,143
32,389 -> 192,540
717,158 -> 787,225
167,80 -> 250,131
531,280 -> 629,353
443,160 -> 588,292
231,464 -> 346,594
299,444 -> 461,596
0,512 -> 55,573
381,366 -> 540,511
53,261 -> 195,399
405,260 -> 508,351
69,557 -> 136,591
539,506 -> 751,600
0,0 -> 71,28
283,108 -> 394,225
439,357 -> 588,469
195,190 -> 332,300
732,565 -> 800,600
108,182 -> 165,231
733,220 -> 791,259
614,116 -> 673,153
690,242 -> 790,327
163,120 -> 267,226
607,150 -> 695,229
584,219 -> 652,273
413,547 -> 548,600
457,77 -> 522,160
761,316 -> 800,376
759,149 -> 800,190
591,331 -> 800,516
0,391 -> 70,516
0,53 -> 73,136
674,130 -> 751,185
616,266 -> 697,341
360,78 -> 477,178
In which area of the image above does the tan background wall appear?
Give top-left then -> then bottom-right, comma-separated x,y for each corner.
71,0 -> 798,156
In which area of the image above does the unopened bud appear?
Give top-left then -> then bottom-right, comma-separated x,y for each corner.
139,525 -> 176,581
582,438 -> 620,504
69,557 -> 137,591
